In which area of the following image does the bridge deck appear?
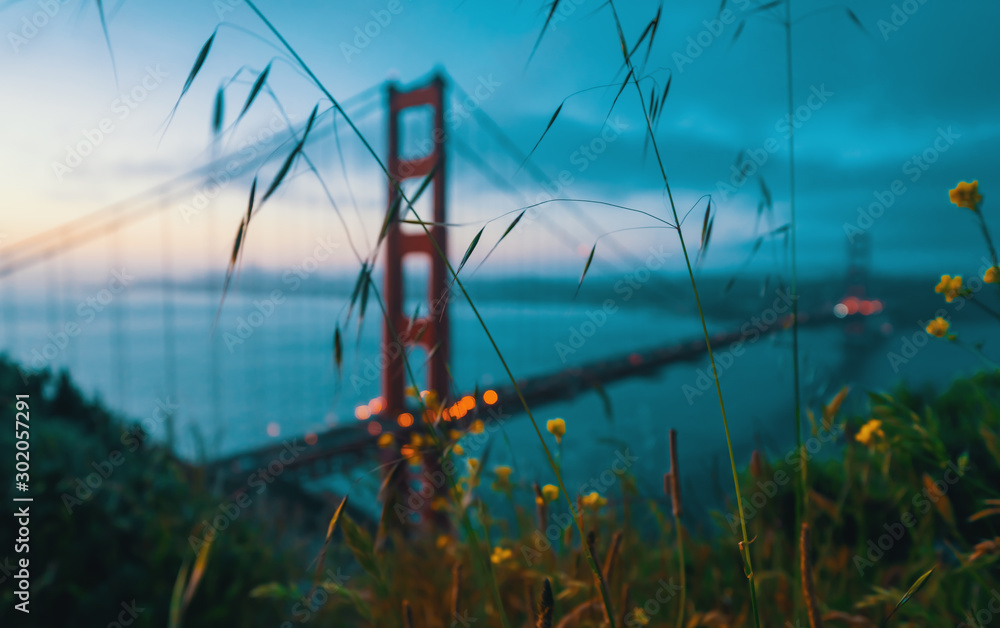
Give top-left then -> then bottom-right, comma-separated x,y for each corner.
206,310 -> 833,479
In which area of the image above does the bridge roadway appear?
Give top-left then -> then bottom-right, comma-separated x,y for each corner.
205,309 -> 835,481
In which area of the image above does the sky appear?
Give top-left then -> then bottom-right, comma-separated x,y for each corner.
1,0 -> 998,287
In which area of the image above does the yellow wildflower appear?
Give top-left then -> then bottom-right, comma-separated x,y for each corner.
436,534 -> 453,549
541,484 -> 559,503
470,419 -> 485,434
631,608 -> 650,625
986,267 -> 1000,284
949,180 -> 982,210
422,390 -> 441,414
449,429 -> 462,441
494,465 -> 513,484
377,433 -> 394,448
934,275 -> 963,303
452,444 -> 464,456
490,546 -> 512,564
926,316 -> 950,338
855,419 -> 884,446
546,418 -> 566,442
581,491 -> 607,509
468,458 -> 480,473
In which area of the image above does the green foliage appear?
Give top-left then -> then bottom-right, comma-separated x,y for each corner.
0,358 -> 297,628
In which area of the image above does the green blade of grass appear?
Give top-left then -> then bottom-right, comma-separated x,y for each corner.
575,243 -> 596,297
238,62 -> 271,123
520,103 -> 563,171
236,176 -> 257,276
528,0 -> 563,63
211,216 -> 246,332
94,0 -> 118,83
162,31 -> 217,140
604,68 -> 634,126
261,103 -> 318,203
212,85 -> 224,136
730,20 -> 746,46
472,209 -> 525,273
333,325 -> 343,373
846,8 -> 868,34
167,557 -> 190,628
340,513 -> 383,587
455,227 -> 484,277
182,529 -> 214,611
881,569 -> 934,627
309,496 -> 348,600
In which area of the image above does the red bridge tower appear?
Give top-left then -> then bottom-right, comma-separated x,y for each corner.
382,74 -> 451,418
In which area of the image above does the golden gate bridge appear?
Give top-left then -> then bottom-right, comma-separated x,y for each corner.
0,70 -> 881,508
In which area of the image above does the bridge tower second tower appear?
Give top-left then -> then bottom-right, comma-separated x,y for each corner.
382,74 -> 450,418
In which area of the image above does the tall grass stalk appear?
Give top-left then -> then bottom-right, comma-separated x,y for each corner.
785,0 -> 806,620
668,430 -> 685,628
605,2 -> 760,625
241,2 -> 618,623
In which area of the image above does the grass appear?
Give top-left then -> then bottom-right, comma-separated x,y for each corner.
272,371 -> 1000,626
9,356 -> 1000,626
9,1 -> 1000,626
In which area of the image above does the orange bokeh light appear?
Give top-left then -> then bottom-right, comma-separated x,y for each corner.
842,297 -> 859,315
398,413 -> 414,428
305,432 -> 318,445
483,389 -> 498,405
368,396 -> 386,414
367,421 -> 382,436
355,405 -> 372,420
460,395 -> 476,411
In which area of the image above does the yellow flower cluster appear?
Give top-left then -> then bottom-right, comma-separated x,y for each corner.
926,317 -> 950,338
546,418 -> 566,442
934,275 -> 963,303
630,608 -> 650,625
949,180 -> 982,210
490,546 -> 512,564
540,484 -> 559,503
494,465 -> 513,484
986,267 -> 1000,284
855,419 -> 885,446
581,491 -> 607,509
